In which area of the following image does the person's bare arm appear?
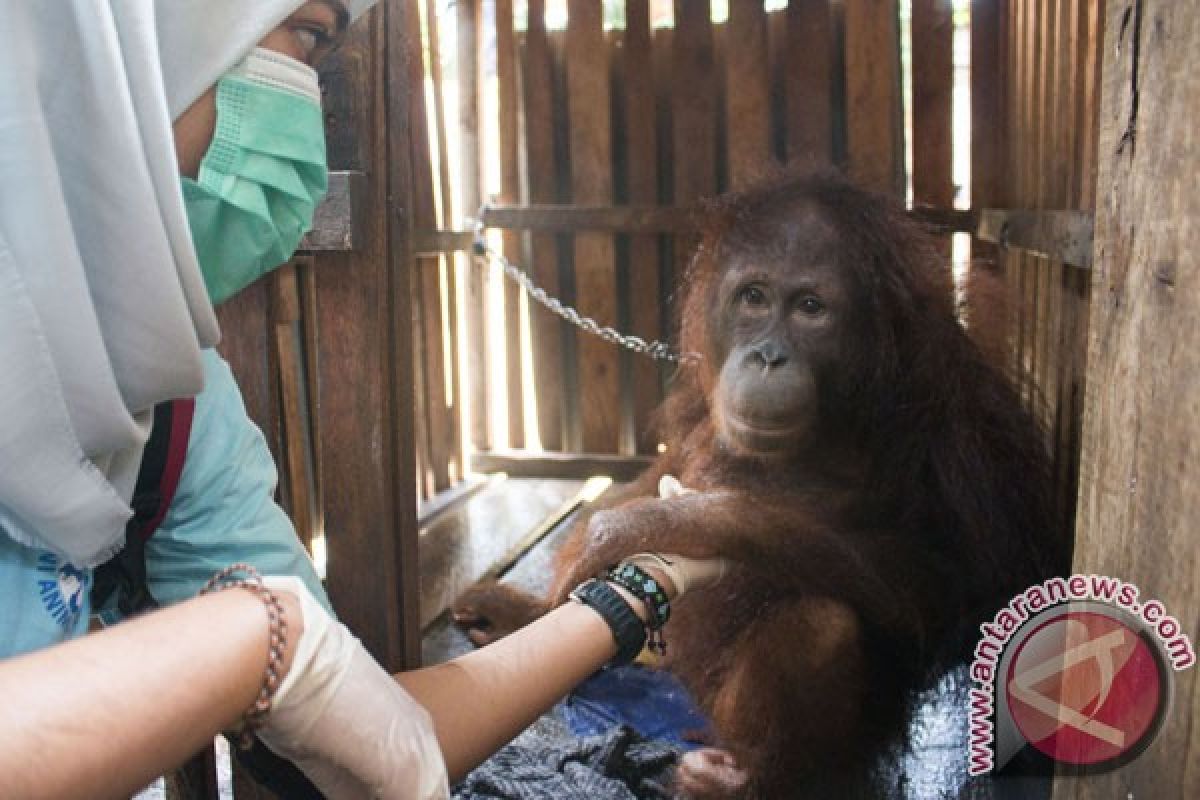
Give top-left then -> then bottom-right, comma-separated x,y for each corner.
0,588 -> 301,800
397,555 -> 724,784
396,599 -> 619,781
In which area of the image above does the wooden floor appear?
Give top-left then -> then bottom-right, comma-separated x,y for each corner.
419,476 -> 592,663
418,476 -> 1052,799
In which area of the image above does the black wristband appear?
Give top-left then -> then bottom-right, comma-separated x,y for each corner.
606,563 -> 671,630
570,578 -> 647,665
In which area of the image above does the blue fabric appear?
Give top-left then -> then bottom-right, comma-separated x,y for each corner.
0,541 -> 91,658
560,665 -> 711,750
136,349 -> 329,614
1,348 -> 328,658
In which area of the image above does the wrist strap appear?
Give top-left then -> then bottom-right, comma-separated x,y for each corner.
569,579 -> 647,665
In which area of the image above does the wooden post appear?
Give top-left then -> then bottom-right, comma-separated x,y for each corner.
619,0 -> 664,454
843,0 -> 903,196
520,0 -> 567,452
492,0 -> 525,450
1056,3 -> 1200,797
910,0 -> 955,208
312,3 -> 420,671
785,0 -> 835,166
458,0 -> 491,455
566,0 -> 619,454
724,0 -> 770,187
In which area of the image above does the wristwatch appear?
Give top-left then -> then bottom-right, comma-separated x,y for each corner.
569,578 -> 647,665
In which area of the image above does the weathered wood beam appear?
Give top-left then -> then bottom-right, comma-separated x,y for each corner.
976,208 -> 1094,268
472,448 -> 654,483
299,170 -> 367,251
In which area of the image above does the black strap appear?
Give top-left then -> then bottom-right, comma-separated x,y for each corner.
90,401 -> 177,616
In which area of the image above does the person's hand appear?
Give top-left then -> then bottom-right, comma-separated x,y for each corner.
258,577 -> 449,799
617,552 -> 729,599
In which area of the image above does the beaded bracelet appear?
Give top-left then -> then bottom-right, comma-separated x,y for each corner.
199,563 -> 287,749
605,562 -> 672,655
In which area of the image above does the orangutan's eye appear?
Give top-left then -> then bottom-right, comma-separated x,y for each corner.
736,285 -> 768,309
796,295 -> 825,315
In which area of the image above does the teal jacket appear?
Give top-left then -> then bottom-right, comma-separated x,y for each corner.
0,349 -> 329,658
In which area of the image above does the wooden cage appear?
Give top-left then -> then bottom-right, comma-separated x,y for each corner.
184,0 -> 1197,797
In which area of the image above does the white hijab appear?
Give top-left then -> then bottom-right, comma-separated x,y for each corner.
0,0 -> 373,567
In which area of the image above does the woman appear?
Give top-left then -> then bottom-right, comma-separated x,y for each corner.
0,2 -> 724,798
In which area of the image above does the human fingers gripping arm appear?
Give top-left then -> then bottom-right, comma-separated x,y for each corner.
258,577 -> 449,799
395,552 -> 729,783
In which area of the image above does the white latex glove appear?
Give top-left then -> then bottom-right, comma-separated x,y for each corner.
258,577 -> 449,800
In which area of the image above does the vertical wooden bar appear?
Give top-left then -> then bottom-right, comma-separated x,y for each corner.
425,0 -> 463,484
1060,0 -> 1103,539
966,0 -> 1007,362
672,0 -> 719,203
842,0 -> 903,196
408,4 -> 452,492
215,283 -> 273,448
566,0 -> 619,454
458,0 -> 490,455
313,5 -> 419,670
622,0 -> 664,454
785,0 -> 834,166
970,0 -> 1006,208
724,0 -> 770,187
767,8 -> 788,163
910,0 -> 955,208
270,262 -> 316,542
493,0 -> 525,450
1058,4 -> 1200,797
671,0 -> 717,335
520,0 -> 566,452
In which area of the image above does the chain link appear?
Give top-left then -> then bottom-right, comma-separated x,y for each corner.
470,213 -> 701,365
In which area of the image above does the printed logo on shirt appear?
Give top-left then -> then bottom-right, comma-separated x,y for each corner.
36,552 -> 87,630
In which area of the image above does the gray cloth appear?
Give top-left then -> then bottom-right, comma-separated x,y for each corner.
453,716 -> 679,800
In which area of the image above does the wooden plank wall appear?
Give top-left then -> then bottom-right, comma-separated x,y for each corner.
1058,2 -> 1200,795
971,0 -> 1104,536
487,0 -> 881,457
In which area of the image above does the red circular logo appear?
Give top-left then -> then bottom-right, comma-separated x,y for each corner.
1006,610 -> 1166,767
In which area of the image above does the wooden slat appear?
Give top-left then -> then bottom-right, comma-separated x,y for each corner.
724,0 -> 770,187
767,8 -> 787,162
1076,0 -> 1104,209
672,0 -> 719,203
214,283 -> 272,447
313,5 -> 419,670
970,0 -> 1006,209
458,0 -> 490,453
520,0 -> 565,452
975,211 -> 1095,270
786,0 -> 835,165
473,449 -> 654,483
270,262 -> 316,543
424,0 -> 463,485
298,259 -> 325,539
843,0 -> 903,195
566,0 -> 619,454
621,0 -> 664,454
911,0 -> 955,207
478,203 -> 975,235
494,0 -> 525,450
408,4 -> 452,492
1058,4 -> 1200,797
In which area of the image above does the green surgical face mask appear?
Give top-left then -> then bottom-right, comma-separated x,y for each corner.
182,48 -> 328,305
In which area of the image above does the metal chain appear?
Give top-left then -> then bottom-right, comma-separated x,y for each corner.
470,214 -> 701,365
